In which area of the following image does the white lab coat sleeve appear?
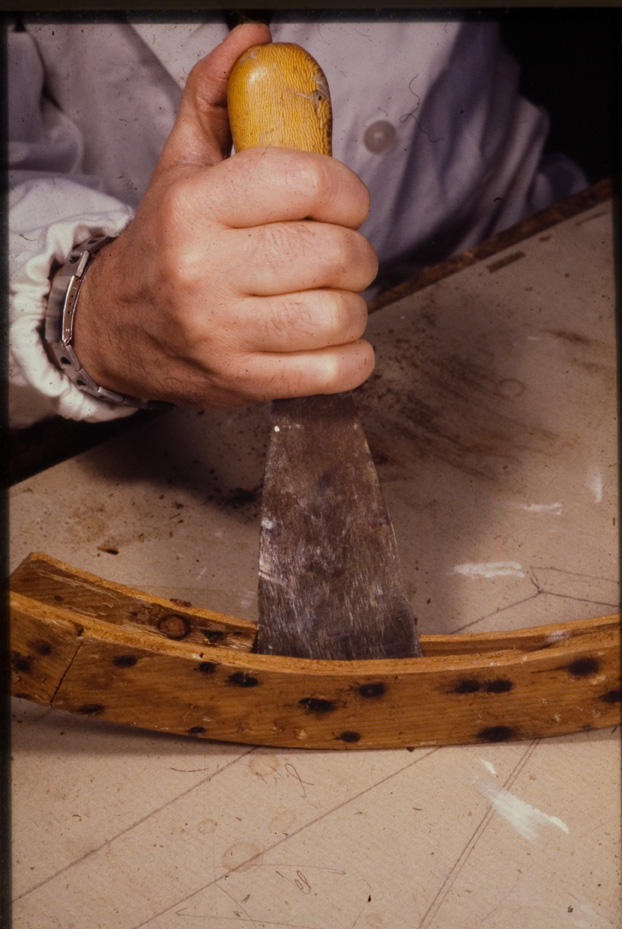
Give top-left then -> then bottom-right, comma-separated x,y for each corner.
8,24 -> 137,428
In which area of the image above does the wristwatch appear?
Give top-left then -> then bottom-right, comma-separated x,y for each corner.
44,234 -> 171,410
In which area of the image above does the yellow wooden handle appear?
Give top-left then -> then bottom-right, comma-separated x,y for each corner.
227,43 -> 332,156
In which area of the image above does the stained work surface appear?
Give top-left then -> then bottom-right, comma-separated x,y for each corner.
10,198 -> 619,927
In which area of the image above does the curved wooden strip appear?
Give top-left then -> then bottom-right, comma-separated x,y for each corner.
10,555 -> 621,750
10,552 -> 256,650
10,552 -> 615,658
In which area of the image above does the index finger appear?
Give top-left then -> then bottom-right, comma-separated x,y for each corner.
194,146 -> 372,231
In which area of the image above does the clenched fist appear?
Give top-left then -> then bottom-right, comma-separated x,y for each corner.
73,23 -> 378,408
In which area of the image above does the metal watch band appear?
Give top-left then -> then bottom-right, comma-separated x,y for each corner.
44,235 -> 171,411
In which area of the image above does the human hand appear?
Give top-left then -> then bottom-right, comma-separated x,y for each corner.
73,23 -> 378,408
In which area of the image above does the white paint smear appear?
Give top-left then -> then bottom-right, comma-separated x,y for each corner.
239,590 -> 255,610
479,759 -> 497,776
518,502 -> 562,515
566,898 -> 614,929
585,464 -> 603,503
453,562 -> 524,579
479,781 -> 570,842
546,629 -> 570,645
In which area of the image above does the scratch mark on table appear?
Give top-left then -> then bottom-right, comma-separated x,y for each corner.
453,590 -> 540,633
178,863 -> 369,929
128,748 -> 440,929
452,565 -> 618,633
531,564 -> 618,588
414,740 -> 539,929
349,878 -> 373,929
215,880 -> 255,921
394,831 -> 425,923
12,746 -> 257,903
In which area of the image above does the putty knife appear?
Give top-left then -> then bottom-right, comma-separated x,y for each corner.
228,43 -> 421,660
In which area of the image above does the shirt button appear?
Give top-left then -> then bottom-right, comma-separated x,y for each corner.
363,120 -> 397,154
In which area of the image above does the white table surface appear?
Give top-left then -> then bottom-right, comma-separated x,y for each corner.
10,196 -> 619,929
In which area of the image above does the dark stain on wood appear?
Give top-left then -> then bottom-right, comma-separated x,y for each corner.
478,725 -> 515,742
358,682 -> 387,699
600,689 -> 622,703
299,697 -> 338,715
78,703 -> 105,715
337,731 -> 362,743
453,679 -> 480,694
228,671 -> 260,688
197,661 -> 219,674
486,679 -> 514,694
33,640 -> 53,656
11,652 -> 31,674
453,678 -> 514,695
188,725 -> 206,734
564,657 -> 601,677
113,655 -> 138,668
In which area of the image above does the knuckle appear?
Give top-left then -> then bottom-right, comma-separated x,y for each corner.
327,227 -> 377,287
155,181 -> 209,290
158,175 -> 194,229
240,148 -> 328,215
353,239 -> 379,291
358,234 -> 380,279
319,159 -> 371,226
328,341 -> 375,392
316,354 -> 344,394
322,292 -> 345,335
324,291 -> 364,342
312,157 -> 365,214
343,292 -> 369,339
358,181 -> 372,224
317,224 -> 351,275
286,151 -> 331,201
159,242 -> 200,298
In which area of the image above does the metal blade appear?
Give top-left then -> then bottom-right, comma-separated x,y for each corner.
256,393 -> 422,659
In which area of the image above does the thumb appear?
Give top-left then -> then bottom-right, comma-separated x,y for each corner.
156,23 -> 271,174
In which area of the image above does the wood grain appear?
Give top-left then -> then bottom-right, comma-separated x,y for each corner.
10,553 -> 620,749
228,42 -> 332,154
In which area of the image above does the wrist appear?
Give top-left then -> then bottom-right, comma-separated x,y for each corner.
44,235 -> 171,412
